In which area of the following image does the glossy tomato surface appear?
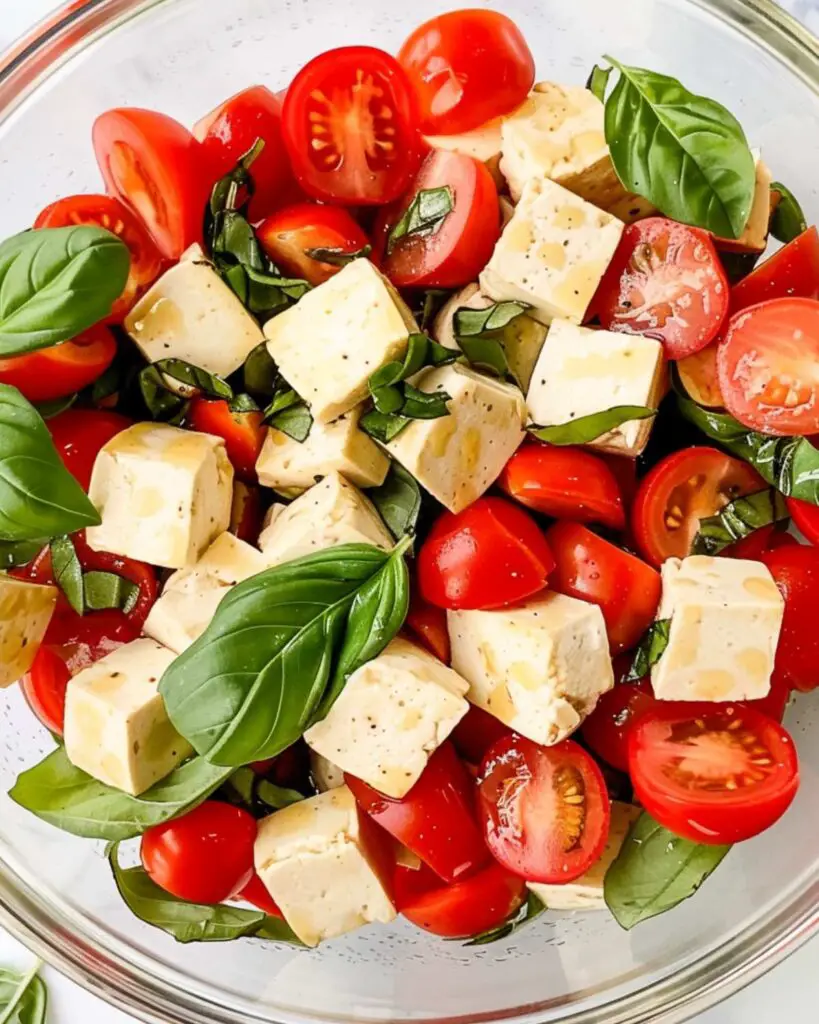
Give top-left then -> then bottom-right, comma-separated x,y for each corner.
787,495 -> 819,547
257,202 -> 370,285
731,226 -> 819,311
48,409 -> 132,491
237,872 -> 283,917
581,680 -> 657,773
0,327 -> 117,403
761,545 -> 819,692
450,704 -> 512,766
188,399 -> 265,482
229,482 -> 264,544
405,593 -> 450,663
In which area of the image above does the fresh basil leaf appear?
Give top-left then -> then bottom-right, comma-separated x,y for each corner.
0,539 -> 44,569
453,300 -> 529,338
256,778 -> 305,809
368,334 -> 454,414
160,541 -> 410,767
83,570 -> 139,615
49,535 -> 84,615
586,63 -> 613,102
387,186 -> 454,254
303,245 -> 372,267
413,289 -> 453,332
243,342 -> 278,398
360,408 -> 410,444
91,358 -> 123,404
0,226 -> 130,357
770,181 -> 807,244
603,57 -> 756,238
206,138 -> 264,233
625,620 -> 671,682
401,383 -> 451,420
243,266 -> 311,319
463,891 -> 546,947
268,401 -> 313,443
222,766 -> 305,817
0,385 -> 100,541
34,393 -> 77,419
153,358 -> 233,400
691,488 -> 788,556
0,962 -> 47,1024
529,406 -> 656,446
228,393 -> 260,414
368,462 -> 422,541
9,747 -> 232,840
604,812 -> 730,929
138,365 -> 189,424
457,336 -> 510,378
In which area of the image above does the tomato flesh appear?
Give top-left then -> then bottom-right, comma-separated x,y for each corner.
761,545 -> 819,693
257,202 -> 370,286
0,327 -> 117,404
731,226 -> 819,311
187,398 -> 266,483
47,409 -> 132,491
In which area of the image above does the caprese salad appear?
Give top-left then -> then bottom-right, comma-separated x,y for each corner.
0,8 -> 815,949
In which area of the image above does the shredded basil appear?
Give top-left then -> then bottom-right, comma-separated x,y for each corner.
691,488 -> 789,556
49,535 -> 84,615
387,186 -> 454,254
303,245 -> 371,267
769,182 -> 807,244
529,406 -> 656,446
625,620 -> 671,681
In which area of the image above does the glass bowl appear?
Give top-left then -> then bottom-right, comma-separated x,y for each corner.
0,1 -> 818,1022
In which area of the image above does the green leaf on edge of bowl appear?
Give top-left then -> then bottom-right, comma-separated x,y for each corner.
462,891 -> 547,946
0,961 -> 48,1024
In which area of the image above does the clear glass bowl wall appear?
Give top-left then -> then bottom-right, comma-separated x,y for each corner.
0,1 -> 817,1023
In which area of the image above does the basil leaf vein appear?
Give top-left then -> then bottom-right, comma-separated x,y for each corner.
625,620 -> 671,682
50,535 -> 84,615
691,488 -> 788,556
387,186 -> 454,254
367,462 -> 422,541
769,182 -> 807,244
529,405 -> 656,446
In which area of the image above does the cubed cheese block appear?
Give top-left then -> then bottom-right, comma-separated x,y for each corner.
254,785 -> 396,946
715,152 -> 773,253
526,319 -> 666,457
255,407 -> 389,493
63,638 -> 191,795
86,423 -> 234,569
310,751 -> 345,792
652,556 -> 785,702
527,802 -> 640,910
448,591 -> 614,746
258,472 -> 393,566
264,259 -> 418,424
480,177 -> 624,325
425,115 -> 506,187
432,284 -> 547,392
0,575 -> 57,688
124,244 -> 264,379
304,638 -> 469,799
143,532 -> 267,654
385,364 -> 526,514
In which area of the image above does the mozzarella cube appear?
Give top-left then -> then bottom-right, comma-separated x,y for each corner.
385,364 -> 526,514
125,244 -> 264,379
310,751 -> 345,793
305,638 -> 469,799
527,802 -> 640,910
448,592 -> 614,746
255,407 -> 389,494
526,319 -> 665,457
86,423 -> 234,569
143,532 -> 267,654
258,472 -> 393,566
0,575 -> 57,688
716,152 -> 773,253
425,115 -> 506,187
63,638 -> 191,795
264,259 -> 418,425
480,177 -> 624,325
254,785 -> 396,946
652,556 -> 784,702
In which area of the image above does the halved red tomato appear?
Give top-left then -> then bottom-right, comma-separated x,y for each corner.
760,545 -> 819,693
580,680 -> 657,773
47,409 -> 132,491
187,398 -> 266,483
731,226 -> 819,311
594,218 -> 730,359
628,703 -> 799,844
478,733 -> 610,883
405,593 -> 450,663
787,496 -> 819,547
257,202 -> 370,286
0,327 -> 116,403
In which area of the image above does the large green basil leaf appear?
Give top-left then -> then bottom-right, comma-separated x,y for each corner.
0,385 -> 100,541
770,182 -> 807,244
0,226 -> 130,357
603,58 -> 755,238
0,963 -> 47,1024
625,620 -> 671,682
529,406 -> 656,446
604,812 -> 730,929
367,462 -> 422,541
462,891 -> 546,947
9,748 -> 232,840
691,488 -> 788,556
160,541 -> 410,767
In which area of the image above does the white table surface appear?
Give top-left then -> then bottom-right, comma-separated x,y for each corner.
0,0 -> 816,1021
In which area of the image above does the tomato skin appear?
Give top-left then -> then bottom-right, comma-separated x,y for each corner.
580,682 -> 657,773
237,872 -> 283,917
499,442 -> 625,531
418,497 -> 555,610
230,481 -> 264,544
760,545 -> 819,693
545,521 -> 661,654
47,409 -> 132,491
21,647 -> 71,736
257,202 -> 370,286
741,672 -> 791,723
405,593 -> 450,663
397,11 -> 534,135
450,704 -> 512,766
787,496 -> 819,547
0,327 -> 116,403
731,226 -> 819,311
187,398 -> 266,483
628,704 -> 800,844
141,801 -> 257,903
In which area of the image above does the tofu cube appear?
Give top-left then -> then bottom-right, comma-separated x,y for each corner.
143,532 -> 267,654
305,638 -> 469,799
125,244 -> 264,379
258,472 -> 393,566
652,556 -> 785,702
480,177 -> 624,326
385,363 -> 526,514
0,575 -> 57,688
526,319 -> 666,457
425,114 -> 506,187
448,591 -> 614,746
87,423 -> 234,569
527,802 -> 640,910
715,152 -> 774,253
254,785 -> 396,946
310,751 -> 345,793
255,407 -> 389,494
63,638 -> 191,795
264,259 -> 418,424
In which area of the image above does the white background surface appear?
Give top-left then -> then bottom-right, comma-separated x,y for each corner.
0,0 -> 816,1021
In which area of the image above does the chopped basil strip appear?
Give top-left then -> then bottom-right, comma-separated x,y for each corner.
152,358 -> 233,400
691,488 -> 789,556
223,767 -> 306,817
462,891 -> 546,946
457,336 -> 510,379
453,300 -> 530,338
401,383 -> 451,420
0,961 -> 48,1024
267,401 -> 313,443
228,392 -> 260,414
586,63 -> 613,102
625,619 -> 671,681
368,462 -> 423,540
368,333 -> 455,414
34,394 -> 77,419
50,535 -> 84,615
138,364 -> 189,424
83,570 -> 139,615
413,289 -> 453,331
0,539 -> 44,569
303,245 -> 372,266
360,409 -> 410,444
770,182 -> 807,244
387,186 -> 454,254
243,342 -> 279,398
529,406 -> 656,446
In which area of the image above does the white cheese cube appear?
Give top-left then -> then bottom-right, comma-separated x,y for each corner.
527,802 -> 640,910
304,638 -> 469,799
526,319 -> 666,457
0,575 -> 57,688
652,556 -> 785,702
385,364 -> 526,514
86,423 -> 234,569
425,115 -> 506,187
63,638 -> 191,796
716,152 -> 773,253
258,472 -> 393,566
143,532 -> 267,654
480,177 -> 624,326
255,407 -> 389,494
124,244 -> 264,379
254,785 -> 396,946
310,751 -> 345,793
448,591 -> 614,746
264,259 -> 418,425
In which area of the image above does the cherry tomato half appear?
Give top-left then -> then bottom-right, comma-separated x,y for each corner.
257,202 -> 370,286
731,226 -> 819,311
594,218 -> 729,359
237,872 -> 283,917
418,497 -> 555,610
48,409 -> 132,491
0,327 -> 116,403
580,680 -> 657,773
761,545 -> 819,693
282,46 -> 423,206
405,592 -> 450,663
187,398 -> 266,483
629,703 -> 799,844
723,522 -> 798,560
787,495 -> 819,547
